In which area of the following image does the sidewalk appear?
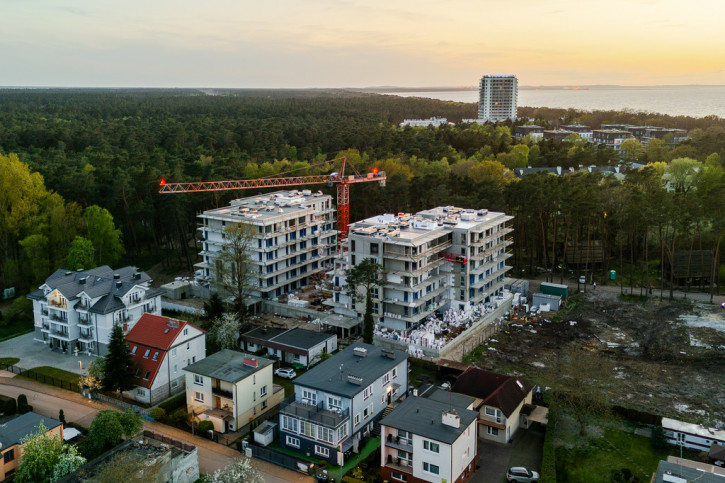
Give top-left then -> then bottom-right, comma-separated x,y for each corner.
0,373 -> 312,481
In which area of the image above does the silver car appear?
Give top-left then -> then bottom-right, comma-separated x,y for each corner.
507,467 -> 539,483
274,367 -> 297,379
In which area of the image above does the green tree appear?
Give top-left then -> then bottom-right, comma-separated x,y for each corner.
65,236 -> 96,271
79,358 -> 104,395
345,258 -> 386,343
664,157 -> 702,193
203,292 -> 225,327
209,457 -> 264,483
215,223 -> 255,325
209,313 -> 242,350
102,325 -> 136,398
83,205 -> 125,266
619,138 -> 645,163
15,421 -> 86,483
87,410 -> 143,456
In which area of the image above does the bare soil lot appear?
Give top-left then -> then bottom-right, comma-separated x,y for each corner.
466,289 -> 725,426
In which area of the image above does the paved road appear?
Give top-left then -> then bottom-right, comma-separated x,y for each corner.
0,374 -> 312,482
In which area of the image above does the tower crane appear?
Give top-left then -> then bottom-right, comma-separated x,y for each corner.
158,157 -> 386,244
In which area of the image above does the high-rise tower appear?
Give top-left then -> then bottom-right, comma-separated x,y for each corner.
478,75 -> 518,122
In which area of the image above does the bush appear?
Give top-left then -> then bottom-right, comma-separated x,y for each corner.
17,393 -> 33,414
169,408 -> 188,427
7,296 -> 32,323
150,407 -> 167,422
158,392 -> 186,413
0,394 -> 16,416
197,420 -> 214,435
539,406 -> 557,483
58,409 -> 66,424
650,425 -> 668,450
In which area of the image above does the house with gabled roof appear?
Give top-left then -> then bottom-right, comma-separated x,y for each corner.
241,326 -> 337,368
124,314 -> 206,405
452,367 -> 534,443
27,266 -> 163,356
0,412 -> 63,481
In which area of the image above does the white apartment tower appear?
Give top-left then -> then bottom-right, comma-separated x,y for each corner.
197,190 -> 336,299
328,207 -> 513,332
478,75 -> 518,123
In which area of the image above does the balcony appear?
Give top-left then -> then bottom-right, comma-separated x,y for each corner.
280,396 -> 349,429
49,300 -> 66,309
50,330 -> 71,340
384,434 -> 413,452
76,300 -> 90,311
79,331 -> 94,342
384,457 -> 414,474
212,386 -> 234,400
78,317 -> 92,327
49,313 -> 69,324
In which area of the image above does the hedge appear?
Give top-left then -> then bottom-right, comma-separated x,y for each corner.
539,406 -> 557,483
0,394 -> 16,416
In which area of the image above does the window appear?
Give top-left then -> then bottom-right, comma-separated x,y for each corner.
363,404 -> 372,419
152,351 -> 159,361
370,243 -> 379,255
136,388 -> 145,395
354,413 -> 361,426
186,342 -> 190,351
363,384 -> 373,400
398,430 -> 411,444
328,395 -> 342,410
423,462 -> 440,475
315,445 -> 330,458
194,391 -> 204,402
485,407 -> 501,423
302,389 -> 317,405
183,328 -> 188,335
171,348 -> 177,356
392,367 -> 398,379
131,346 -> 137,355
423,440 -> 439,453
143,349 -> 150,358
317,426 -> 333,443
144,371 -> 151,380
261,400 -> 267,410
282,415 -> 299,433
261,385 -> 267,397
382,372 -> 390,385
391,472 -> 407,481
286,436 -> 300,448
301,421 -> 315,438
4,448 -> 15,463
338,424 -> 348,441
487,426 -> 499,436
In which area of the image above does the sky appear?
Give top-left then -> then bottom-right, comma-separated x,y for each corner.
2,0 -> 724,88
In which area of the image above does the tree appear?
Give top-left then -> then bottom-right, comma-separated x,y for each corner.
79,358 -> 104,395
102,325 -> 136,398
15,421 -> 86,483
345,258 -> 386,343
209,313 -> 242,350
203,292 -> 225,327
209,457 -> 264,483
65,236 -> 96,271
87,410 -> 143,456
215,223 -> 255,325
58,409 -> 65,425
83,205 -> 125,266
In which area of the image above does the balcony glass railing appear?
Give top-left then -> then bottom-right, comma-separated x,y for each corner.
280,395 -> 349,428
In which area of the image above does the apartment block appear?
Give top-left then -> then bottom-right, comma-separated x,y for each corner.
197,190 -> 336,299
592,129 -> 633,151
279,343 -> 408,463
477,75 -> 518,123
27,266 -> 163,356
513,125 -> 544,141
560,124 -> 593,141
329,207 -> 513,332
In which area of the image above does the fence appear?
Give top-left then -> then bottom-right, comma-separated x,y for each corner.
1,364 -> 80,392
95,393 -> 152,417
248,443 -> 314,474
142,430 -> 196,453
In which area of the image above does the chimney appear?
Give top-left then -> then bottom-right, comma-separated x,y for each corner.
116,281 -> 123,289
347,374 -> 363,386
79,277 -> 87,285
65,271 -> 72,276
381,348 -> 396,359
243,357 -> 259,368
353,347 -> 367,358
113,274 -> 120,280
441,410 -> 460,428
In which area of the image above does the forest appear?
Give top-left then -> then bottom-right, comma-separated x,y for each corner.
1,88 -> 724,297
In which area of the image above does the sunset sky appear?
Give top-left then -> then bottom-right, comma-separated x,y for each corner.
2,0 -> 724,88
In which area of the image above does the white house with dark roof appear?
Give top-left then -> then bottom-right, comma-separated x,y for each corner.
379,391 -> 479,483
279,342 -> 407,463
241,326 -> 337,368
27,266 -> 163,356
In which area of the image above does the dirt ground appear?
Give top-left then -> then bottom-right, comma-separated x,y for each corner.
468,287 -> 725,427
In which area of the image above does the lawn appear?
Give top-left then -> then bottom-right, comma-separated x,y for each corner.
16,366 -> 81,387
0,319 -> 33,342
269,436 -> 381,477
273,375 -> 295,397
0,357 -> 20,368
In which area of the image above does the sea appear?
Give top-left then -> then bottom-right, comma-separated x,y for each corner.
387,86 -> 725,118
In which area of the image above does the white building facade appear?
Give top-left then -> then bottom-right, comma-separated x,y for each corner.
327,207 -> 513,332
197,190 -> 336,299
27,266 -> 163,356
478,75 -> 518,123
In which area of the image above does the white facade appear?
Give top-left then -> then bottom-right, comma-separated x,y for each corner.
478,75 -> 518,123
197,190 -> 336,300
27,266 -> 162,356
662,417 -> 725,453
400,117 -> 448,128
328,207 -> 513,331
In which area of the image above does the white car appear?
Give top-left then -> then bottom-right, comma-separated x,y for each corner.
275,367 -> 297,379
507,467 -> 539,483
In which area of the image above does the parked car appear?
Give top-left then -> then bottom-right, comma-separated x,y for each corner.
275,367 -> 297,379
507,467 -> 539,483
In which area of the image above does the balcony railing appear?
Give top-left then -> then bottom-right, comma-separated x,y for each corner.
79,331 -> 94,342
78,317 -> 92,327
49,313 -> 69,323
280,395 -> 349,428
49,300 -> 66,309
212,386 -> 234,400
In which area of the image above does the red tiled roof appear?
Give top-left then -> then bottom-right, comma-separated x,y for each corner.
126,313 -> 205,389
452,367 -> 534,418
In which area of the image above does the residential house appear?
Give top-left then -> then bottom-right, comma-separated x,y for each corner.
279,343 -> 408,463
513,125 -> 544,141
452,368 -> 534,443
380,393 -> 479,483
241,326 -> 337,368
124,314 -> 206,405
197,190 -> 337,299
27,266 -> 163,356
184,350 -> 284,433
0,412 -> 63,481
652,457 -> 725,482
662,417 -> 725,453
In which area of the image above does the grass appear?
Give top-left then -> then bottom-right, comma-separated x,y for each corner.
269,437 -> 381,477
0,319 -> 33,342
16,366 -> 80,385
273,375 -> 295,397
0,357 -> 20,367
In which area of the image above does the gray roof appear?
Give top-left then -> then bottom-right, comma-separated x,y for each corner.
293,343 -> 406,398
653,460 -> 725,482
380,396 -> 478,444
243,326 -> 334,351
183,349 -> 273,383
419,384 -> 476,409
0,412 -> 62,448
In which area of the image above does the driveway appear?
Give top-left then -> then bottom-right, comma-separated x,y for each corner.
0,331 -> 97,374
472,424 -> 545,483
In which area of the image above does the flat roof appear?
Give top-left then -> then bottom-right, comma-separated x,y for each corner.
200,190 -> 332,224
293,342 -> 406,398
183,349 -> 273,383
380,396 -> 478,444
242,326 -> 334,352
662,417 -> 725,441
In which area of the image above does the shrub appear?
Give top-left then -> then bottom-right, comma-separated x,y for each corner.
0,394 -> 16,416
17,393 -> 33,414
158,392 -> 186,413
58,409 -> 66,424
170,408 -> 188,426
197,420 -> 214,435
150,407 -> 167,422
650,425 -> 668,450
539,406 -> 557,483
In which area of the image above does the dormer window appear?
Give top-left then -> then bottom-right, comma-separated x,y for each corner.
143,349 -> 150,358
152,352 -> 159,361
131,346 -> 137,355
